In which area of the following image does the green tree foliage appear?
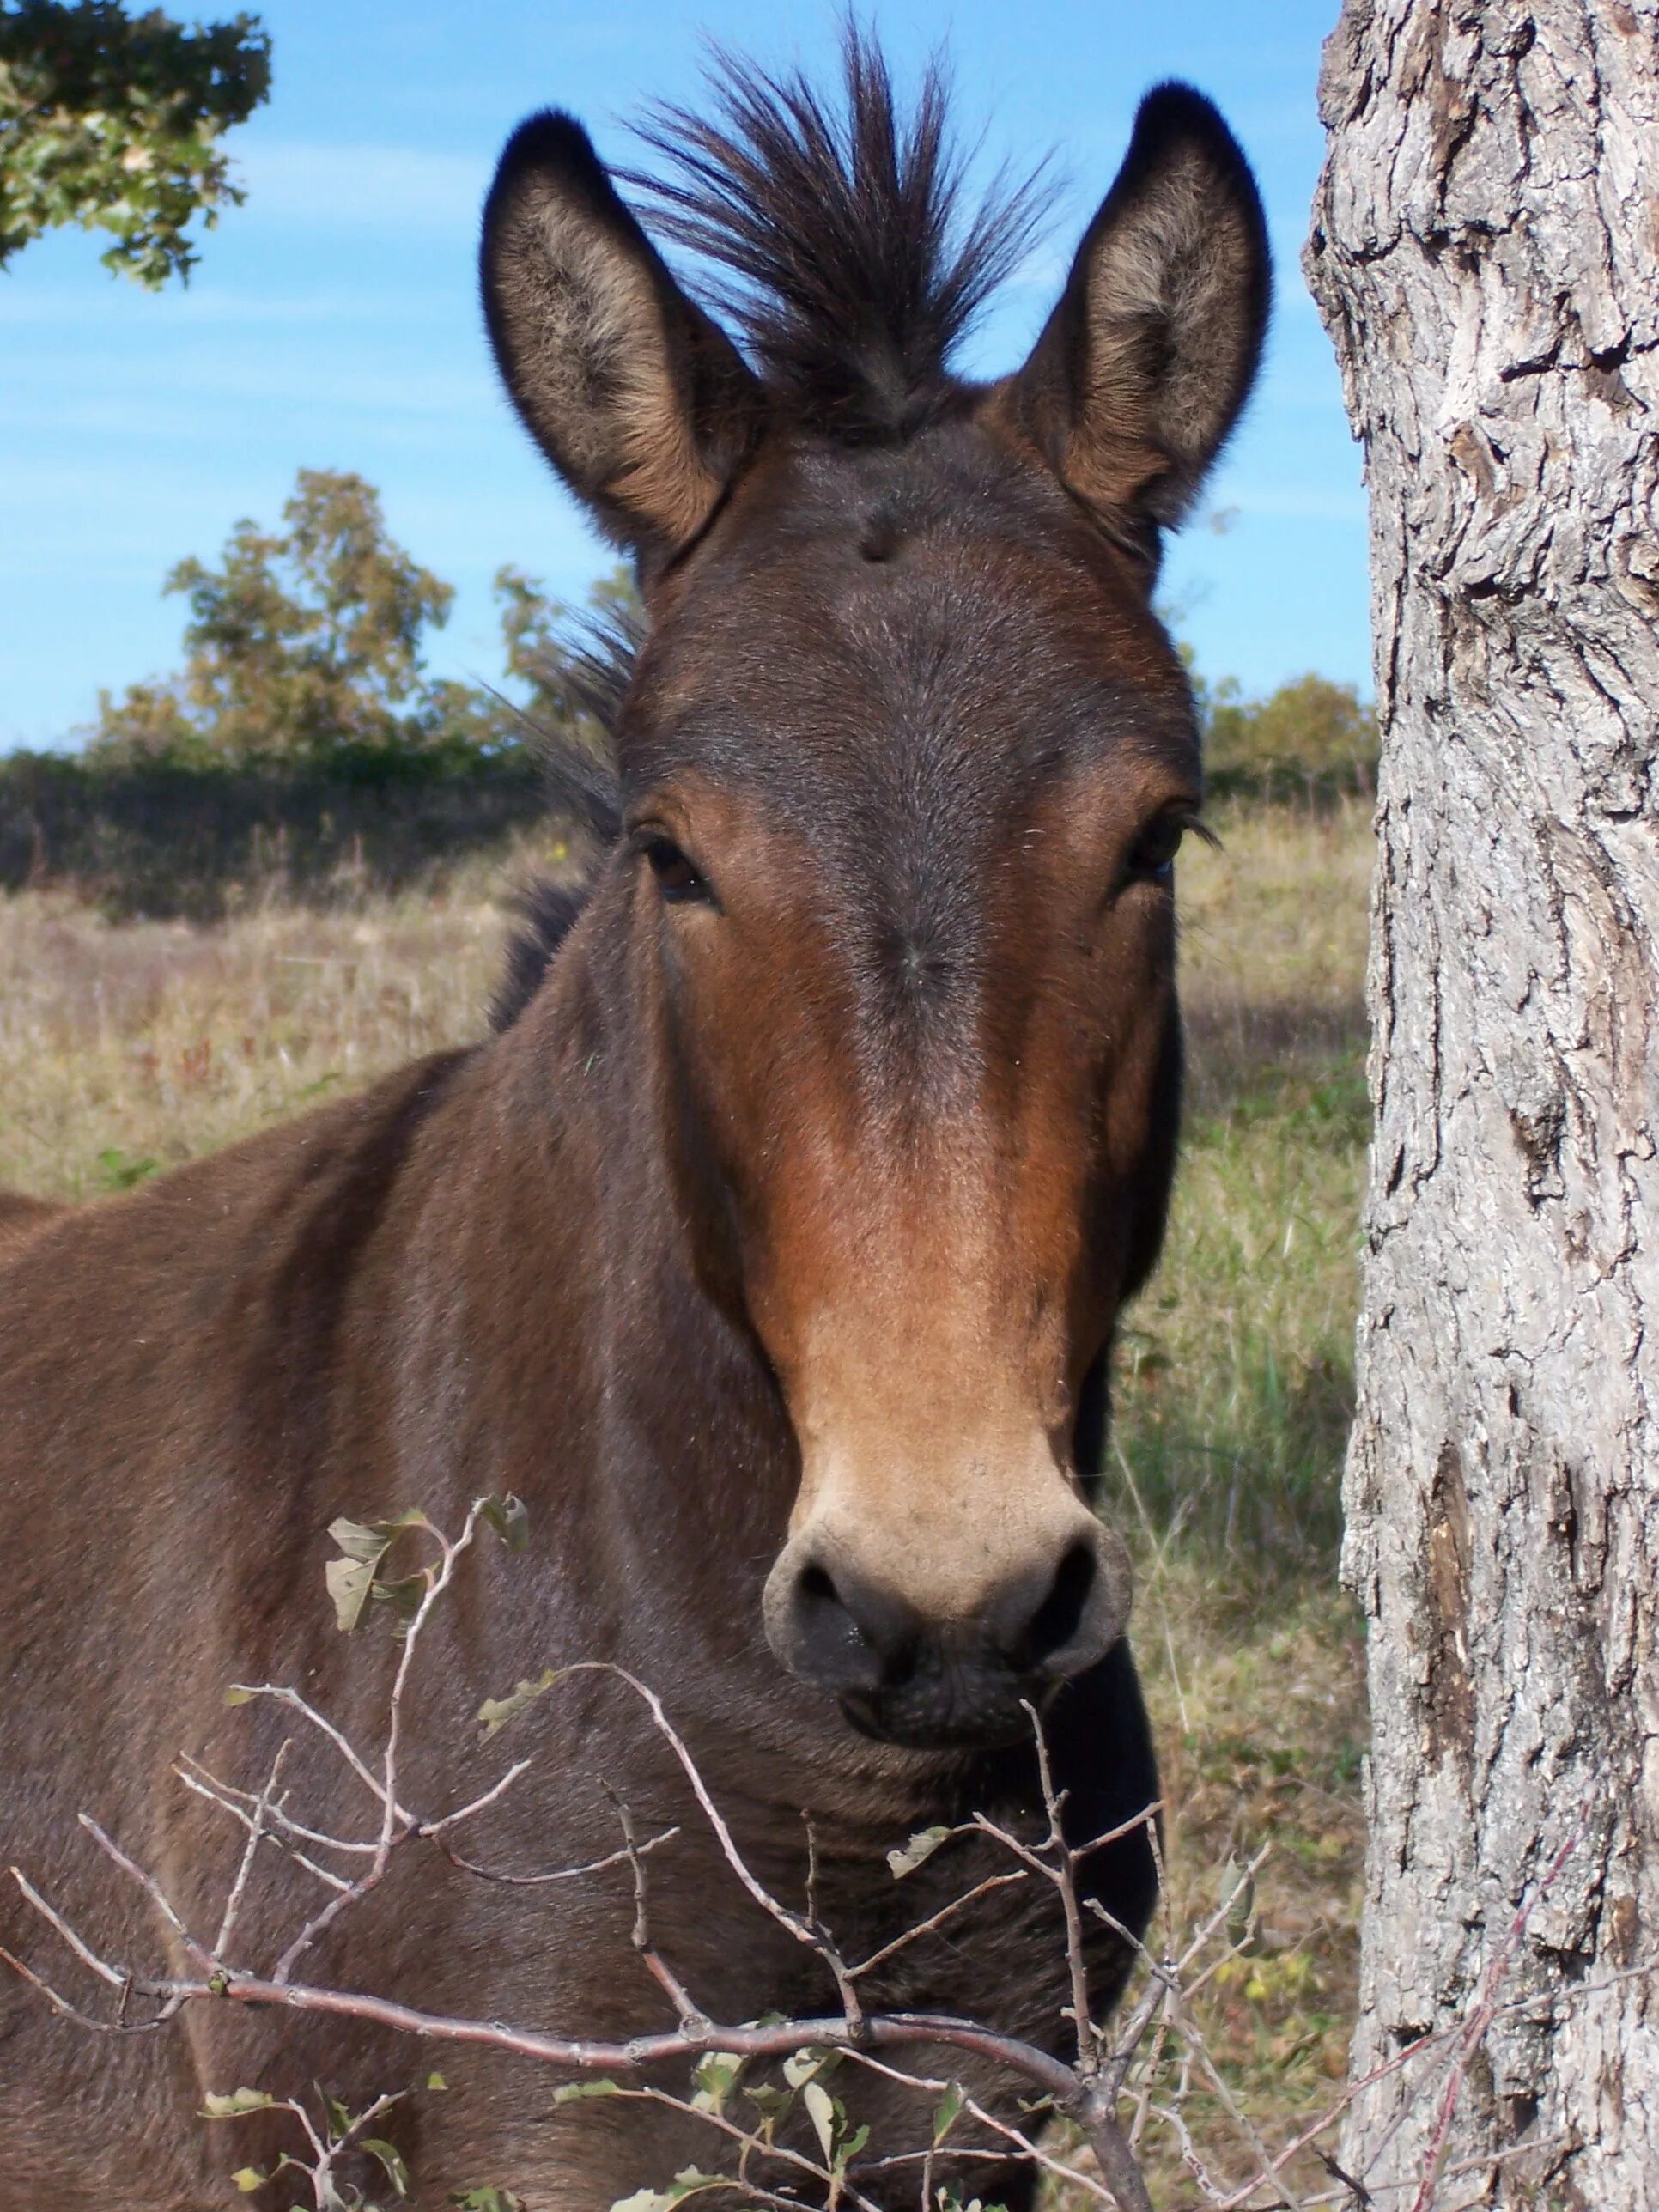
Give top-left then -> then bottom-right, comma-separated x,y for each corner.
0,0 -> 270,284
89,466 -> 632,770
1201,672 -> 1378,796
94,471 -> 469,763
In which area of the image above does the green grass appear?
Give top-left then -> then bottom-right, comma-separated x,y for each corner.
1110,796 -> 1371,1573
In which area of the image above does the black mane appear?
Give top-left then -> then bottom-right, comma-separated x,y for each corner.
629,31 -> 1049,439
489,601 -> 633,1032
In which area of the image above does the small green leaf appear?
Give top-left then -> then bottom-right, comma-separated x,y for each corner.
1220,1856 -> 1256,1948
94,1146 -> 161,1192
323,2092 -> 353,2142
802,2078 -> 836,2160
477,1669 -> 557,1738
690,2049 -> 742,2112
362,2139 -> 410,2197
202,2087 -> 276,2118
886,1824 -> 952,1878
481,1493 -> 530,1550
781,2045 -> 837,2089
551,2078 -> 623,2106
933,2081 -> 965,2142
231,2171 -> 267,2195
224,1686 -> 255,1706
325,1512 -> 430,1632
742,2080 -> 794,2122
425,2072 -> 448,2093
376,1573 -> 429,1632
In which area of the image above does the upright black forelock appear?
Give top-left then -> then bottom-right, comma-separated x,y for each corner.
627,27 -> 1051,440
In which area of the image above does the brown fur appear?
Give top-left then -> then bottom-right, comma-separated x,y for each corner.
0,1191 -> 62,1265
0,38 -> 1267,2208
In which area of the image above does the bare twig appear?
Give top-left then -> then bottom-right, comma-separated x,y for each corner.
15,1501 -> 1620,2212
212,1739 -> 291,1962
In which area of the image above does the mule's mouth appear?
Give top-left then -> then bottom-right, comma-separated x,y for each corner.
836,1668 -> 1053,1753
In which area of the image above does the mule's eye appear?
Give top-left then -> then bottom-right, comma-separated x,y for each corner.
1124,811 -> 1192,884
642,834 -> 709,903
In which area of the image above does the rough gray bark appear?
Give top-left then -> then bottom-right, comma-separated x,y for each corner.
1305,3 -> 1659,2203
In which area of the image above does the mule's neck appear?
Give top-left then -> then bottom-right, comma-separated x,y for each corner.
434,914 -> 805,1678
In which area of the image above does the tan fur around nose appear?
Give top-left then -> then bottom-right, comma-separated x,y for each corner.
772,1181 -> 1113,1629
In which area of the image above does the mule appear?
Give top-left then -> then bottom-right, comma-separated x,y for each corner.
0,38 -> 1267,2209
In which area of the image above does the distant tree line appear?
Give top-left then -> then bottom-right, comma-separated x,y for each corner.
86,467 -> 618,769
0,471 -> 631,915
76,465 -> 1374,791
1199,668 -> 1377,800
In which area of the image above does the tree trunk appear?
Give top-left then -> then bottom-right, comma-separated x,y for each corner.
1305,3 -> 1659,2203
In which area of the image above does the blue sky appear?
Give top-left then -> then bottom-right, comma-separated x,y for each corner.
0,0 -> 1368,750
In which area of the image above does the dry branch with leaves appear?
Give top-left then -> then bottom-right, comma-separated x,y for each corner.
2,1501 -> 1632,2212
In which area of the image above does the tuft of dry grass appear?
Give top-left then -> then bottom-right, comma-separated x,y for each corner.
0,845 -> 550,1201
1181,794 -> 1373,1114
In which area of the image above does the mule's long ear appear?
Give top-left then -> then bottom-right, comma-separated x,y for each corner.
482,112 -> 765,556
990,84 -> 1268,538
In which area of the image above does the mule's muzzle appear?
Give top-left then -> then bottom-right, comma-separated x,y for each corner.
763,1519 -> 1132,1750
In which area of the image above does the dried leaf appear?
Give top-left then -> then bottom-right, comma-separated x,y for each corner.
886,1824 -> 952,1878
202,2087 -> 276,2119
481,1493 -> 530,1550
362,2139 -> 410,2198
551,2079 -> 623,2106
477,1669 -> 557,1739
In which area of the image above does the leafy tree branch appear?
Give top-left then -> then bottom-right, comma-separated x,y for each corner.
0,0 -> 270,283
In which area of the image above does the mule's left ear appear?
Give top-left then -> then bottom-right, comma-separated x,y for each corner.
988,84 -> 1269,538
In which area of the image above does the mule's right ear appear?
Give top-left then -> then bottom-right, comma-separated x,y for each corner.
482,112 -> 765,558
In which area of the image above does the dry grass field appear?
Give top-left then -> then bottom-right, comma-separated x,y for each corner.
0,799 -> 1375,2206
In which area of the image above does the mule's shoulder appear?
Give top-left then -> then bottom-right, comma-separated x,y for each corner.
0,1190 -> 64,1267
0,1048 -> 477,1377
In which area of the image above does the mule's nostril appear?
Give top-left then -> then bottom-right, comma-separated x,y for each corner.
1015,1539 -> 1098,1674
785,1557 -> 887,1695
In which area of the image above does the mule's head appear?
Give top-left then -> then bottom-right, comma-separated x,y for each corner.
483,43 -> 1268,1750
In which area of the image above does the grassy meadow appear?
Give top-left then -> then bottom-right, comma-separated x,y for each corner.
0,798 -> 1374,2206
